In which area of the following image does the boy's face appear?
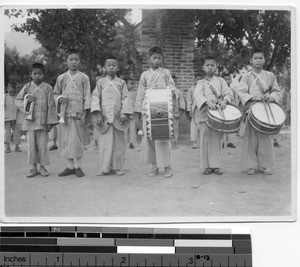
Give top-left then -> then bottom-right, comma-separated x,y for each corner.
223,75 -> 232,86
203,59 -> 217,76
7,85 -> 17,96
31,68 -> 44,85
127,80 -> 135,90
250,52 -> 265,69
105,59 -> 119,76
149,53 -> 162,68
67,53 -> 80,71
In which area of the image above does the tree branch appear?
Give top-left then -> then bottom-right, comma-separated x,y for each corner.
242,11 -> 258,48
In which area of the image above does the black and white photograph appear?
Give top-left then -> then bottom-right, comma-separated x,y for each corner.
0,4 -> 295,223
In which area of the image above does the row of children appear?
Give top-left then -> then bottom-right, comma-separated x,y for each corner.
5,46 -> 281,179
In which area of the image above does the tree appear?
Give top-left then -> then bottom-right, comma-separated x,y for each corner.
6,8 -> 142,88
192,9 -> 291,73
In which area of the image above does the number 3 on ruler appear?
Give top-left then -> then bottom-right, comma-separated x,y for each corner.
189,257 -> 193,264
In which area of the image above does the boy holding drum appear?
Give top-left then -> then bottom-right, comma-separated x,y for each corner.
135,47 -> 175,178
238,48 -> 281,175
194,56 -> 233,175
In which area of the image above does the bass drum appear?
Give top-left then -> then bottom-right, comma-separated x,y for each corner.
145,88 -> 174,141
248,101 -> 286,135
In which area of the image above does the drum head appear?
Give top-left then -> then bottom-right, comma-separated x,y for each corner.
208,104 -> 242,120
252,102 -> 286,126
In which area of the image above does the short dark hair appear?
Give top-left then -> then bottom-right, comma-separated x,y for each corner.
105,55 -> 118,63
8,81 -> 17,89
149,47 -> 162,57
222,72 -> 231,78
124,77 -> 133,84
250,48 -> 264,58
66,49 -> 80,59
31,62 -> 45,74
203,55 -> 216,65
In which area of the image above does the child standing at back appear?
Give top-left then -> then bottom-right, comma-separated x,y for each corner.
5,81 -> 23,153
135,47 -> 175,178
186,75 -> 202,149
238,48 -> 281,175
54,49 -> 91,178
15,63 -> 58,177
91,56 -> 132,176
194,56 -> 233,175
171,75 -> 186,149
124,78 -> 137,149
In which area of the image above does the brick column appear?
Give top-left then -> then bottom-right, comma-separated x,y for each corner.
141,9 -> 195,93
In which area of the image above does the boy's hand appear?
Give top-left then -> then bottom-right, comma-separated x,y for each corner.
207,100 -> 217,110
119,113 -> 127,124
268,96 -> 275,102
135,112 -> 142,120
219,99 -> 227,110
80,111 -> 86,126
189,111 -> 193,117
59,97 -> 68,104
27,95 -> 36,103
92,113 -> 103,127
252,96 -> 262,101
45,124 -> 53,132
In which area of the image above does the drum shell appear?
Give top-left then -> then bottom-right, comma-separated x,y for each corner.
248,102 -> 286,135
147,102 -> 171,140
145,89 -> 174,141
206,104 -> 242,134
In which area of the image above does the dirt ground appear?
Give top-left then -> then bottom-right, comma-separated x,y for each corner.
4,125 -> 292,222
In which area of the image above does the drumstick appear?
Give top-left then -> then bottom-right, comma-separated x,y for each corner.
266,99 -> 277,125
217,106 -> 226,120
262,99 -> 271,124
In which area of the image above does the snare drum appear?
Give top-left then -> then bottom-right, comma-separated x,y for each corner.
145,88 -> 174,141
248,101 -> 286,135
206,103 -> 243,133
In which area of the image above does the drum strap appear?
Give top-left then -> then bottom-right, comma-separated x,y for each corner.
250,71 -> 269,95
205,78 -> 222,100
148,68 -> 167,88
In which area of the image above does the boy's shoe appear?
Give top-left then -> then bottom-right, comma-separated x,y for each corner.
115,170 -> 125,176
258,167 -> 272,175
213,168 -> 223,175
192,142 -> 197,149
5,145 -> 11,153
15,145 -> 22,152
164,167 -> 172,178
39,166 -> 49,177
49,145 -> 58,151
203,168 -> 212,175
148,168 -> 159,177
97,171 -> 108,176
173,142 -> 178,149
129,143 -> 134,149
247,168 -> 256,175
27,169 -> 39,178
227,143 -> 236,148
58,168 -> 75,176
75,168 -> 84,177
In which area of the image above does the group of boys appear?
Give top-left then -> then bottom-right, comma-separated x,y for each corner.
5,46 -> 281,179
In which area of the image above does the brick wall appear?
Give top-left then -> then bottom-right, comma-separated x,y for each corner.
141,10 -> 195,94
